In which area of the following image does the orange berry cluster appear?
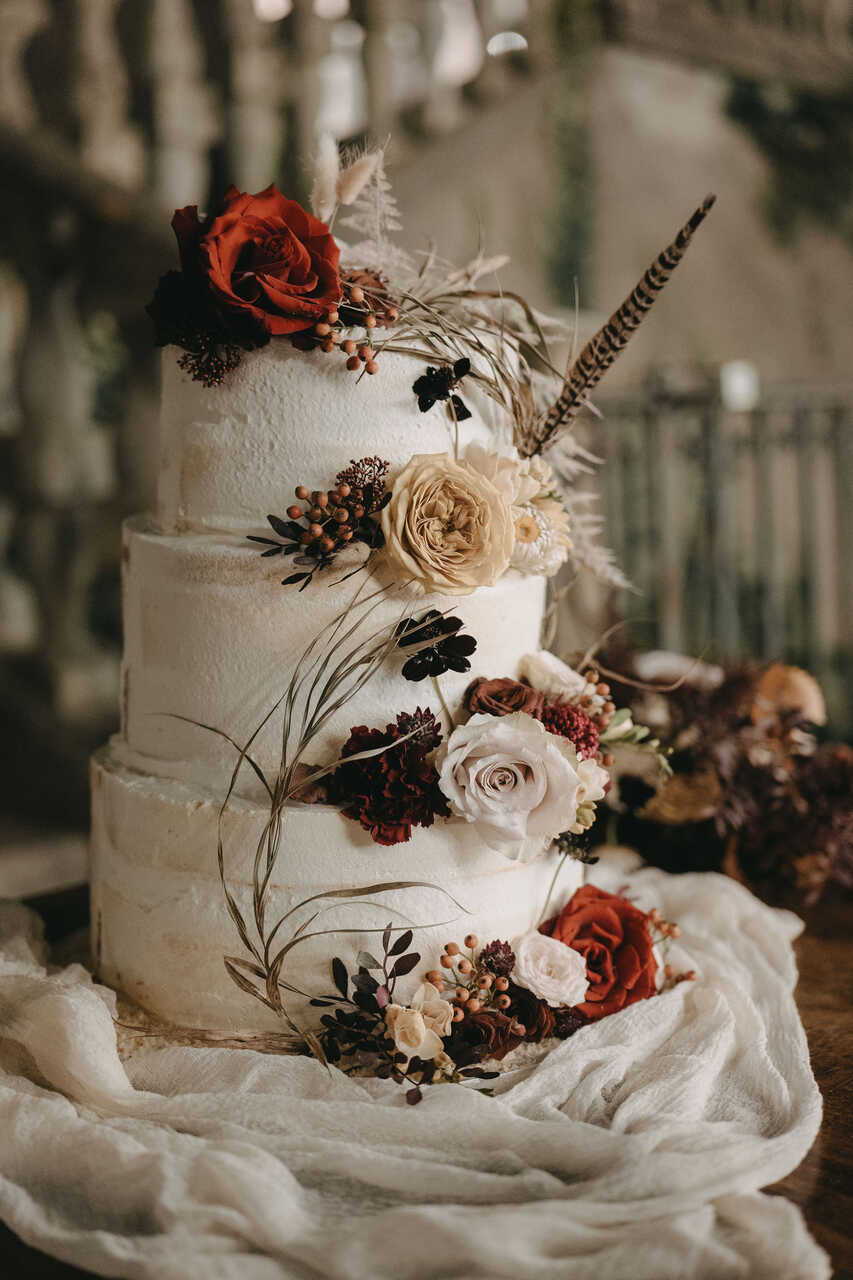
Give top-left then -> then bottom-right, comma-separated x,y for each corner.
300,282 -> 400,377
426,935 -> 526,1037
647,908 -> 696,987
286,481 -> 361,555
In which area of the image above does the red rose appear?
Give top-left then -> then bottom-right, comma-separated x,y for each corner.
173,185 -> 340,336
541,885 -> 657,1020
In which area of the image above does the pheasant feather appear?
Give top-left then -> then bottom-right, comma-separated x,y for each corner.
521,193 -> 716,456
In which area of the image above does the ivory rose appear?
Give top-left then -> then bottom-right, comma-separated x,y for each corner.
518,650 -> 588,701
511,931 -> 590,1007
384,983 -> 453,1061
438,711 -> 586,856
381,453 -> 514,595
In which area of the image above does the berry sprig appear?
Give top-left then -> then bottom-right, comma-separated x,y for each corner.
248,456 -> 390,589
645,907 -> 697,989
426,935 -> 527,1038
290,271 -> 400,376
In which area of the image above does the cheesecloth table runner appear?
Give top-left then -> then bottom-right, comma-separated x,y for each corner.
0,852 -> 828,1280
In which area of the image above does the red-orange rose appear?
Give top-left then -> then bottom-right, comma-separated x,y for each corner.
173,184 -> 340,336
540,885 -> 657,1020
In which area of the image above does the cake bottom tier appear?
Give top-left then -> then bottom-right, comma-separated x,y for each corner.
90,749 -> 584,1035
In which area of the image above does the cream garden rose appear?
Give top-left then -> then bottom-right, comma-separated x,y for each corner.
511,930 -> 590,1007
381,452 -> 514,595
384,983 -> 454,1062
438,711 -> 588,856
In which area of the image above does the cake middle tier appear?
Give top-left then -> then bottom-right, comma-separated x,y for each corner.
118,515 -> 547,789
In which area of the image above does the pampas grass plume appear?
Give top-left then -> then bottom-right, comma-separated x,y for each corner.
311,133 -> 340,223
336,150 -> 380,206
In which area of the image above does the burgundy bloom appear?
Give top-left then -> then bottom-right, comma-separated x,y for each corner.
539,702 -> 600,759
331,708 -> 449,846
478,939 -> 516,977
464,677 -> 545,719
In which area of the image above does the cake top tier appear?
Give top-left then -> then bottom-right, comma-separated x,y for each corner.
157,343 -> 508,535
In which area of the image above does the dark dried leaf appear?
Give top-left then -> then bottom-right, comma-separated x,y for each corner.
388,928 -> 414,956
391,952 -> 420,978
331,956 -> 348,997
406,1086 -> 423,1105
282,572 -> 311,586
382,922 -> 393,954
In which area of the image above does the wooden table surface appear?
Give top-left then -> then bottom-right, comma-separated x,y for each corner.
2,884 -> 851,1279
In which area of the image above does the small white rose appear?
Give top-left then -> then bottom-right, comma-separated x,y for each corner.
410,982 -> 454,1038
518,650 -> 588,701
384,1004 -> 444,1062
576,757 -> 609,807
438,711 -> 584,857
511,931 -> 589,1008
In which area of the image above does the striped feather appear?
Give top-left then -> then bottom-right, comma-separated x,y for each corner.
522,193 -> 716,456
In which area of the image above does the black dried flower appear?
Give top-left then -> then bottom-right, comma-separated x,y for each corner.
412,358 -> 472,420
395,610 -> 477,681
553,830 -> 600,865
478,939 -> 516,978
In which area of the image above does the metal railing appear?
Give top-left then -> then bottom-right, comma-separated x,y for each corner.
596,377 -> 853,734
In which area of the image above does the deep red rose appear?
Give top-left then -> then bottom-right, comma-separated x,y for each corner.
540,885 -> 658,1020
172,185 -> 340,336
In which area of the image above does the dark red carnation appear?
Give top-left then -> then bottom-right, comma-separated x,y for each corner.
539,702 -> 600,758
541,884 -> 658,1020
330,708 -> 449,846
479,939 -> 515,977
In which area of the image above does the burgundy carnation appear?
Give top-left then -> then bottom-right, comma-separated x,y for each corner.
330,708 -> 449,846
479,939 -> 516,977
465,677 -> 545,719
539,702 -> 600,759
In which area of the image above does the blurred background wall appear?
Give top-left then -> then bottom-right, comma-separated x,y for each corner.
0,0 -> 851,854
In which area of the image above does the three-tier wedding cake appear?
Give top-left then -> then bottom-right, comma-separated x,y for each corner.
90,148 -> 711,1082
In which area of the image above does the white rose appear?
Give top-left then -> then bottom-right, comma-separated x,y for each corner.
576,757 -> 609,806
519,650 -> 588,701
511,931 -> 589,1008
410,982 -> 454,1038
464,442 -> 525,503
438,711 -> 584,857
384,1005 -> 444,1062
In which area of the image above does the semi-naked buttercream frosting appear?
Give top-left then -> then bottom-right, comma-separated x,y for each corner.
91,339 -> 582,1034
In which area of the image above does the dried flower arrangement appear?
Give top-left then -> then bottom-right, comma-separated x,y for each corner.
597,655 -> 852,907
150,141 -> 714,596
315,886 -> 694,1100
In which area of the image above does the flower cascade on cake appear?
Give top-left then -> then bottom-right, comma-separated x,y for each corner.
317,893 -> 695,1101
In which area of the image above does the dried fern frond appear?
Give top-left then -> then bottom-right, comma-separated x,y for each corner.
521,194 -> 716,456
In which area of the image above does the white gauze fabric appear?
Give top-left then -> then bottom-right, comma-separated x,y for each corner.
0,853 -> 827,1280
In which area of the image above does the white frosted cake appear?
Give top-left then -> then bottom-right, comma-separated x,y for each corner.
91,344 -> 579,1033
90,162 -> 709,1072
